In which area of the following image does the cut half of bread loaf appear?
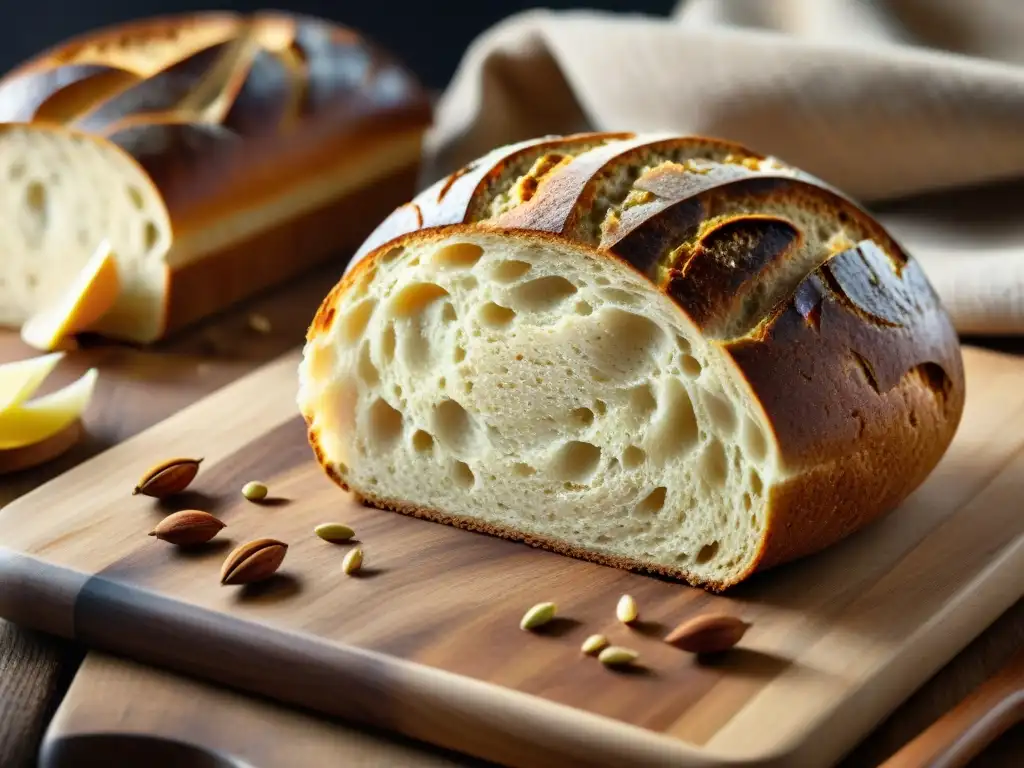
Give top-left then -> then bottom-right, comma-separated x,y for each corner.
0,123 -> 172,340
0,11 -> 431,343
297,132 -> 965,590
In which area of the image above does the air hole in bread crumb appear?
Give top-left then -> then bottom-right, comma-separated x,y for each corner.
512,462 -> 536,477
491,259 -> 531,282
433,399 -> 478,454
412,429 -> 434,452
552,441 -> 602,484
636,486 -> 667,516
749,468 -> 763,496
598,287 -> 640,307
595,276 -> 611,286
307,344 -> 337,381
441,302 -> 457,323
701,390 -> 737,436
696,541 -> 720,564
367,398 -> 403,450
512,276 -> 578,312
479,302 -> 516,328
908,409 -> 919,428
126,185 -> 145,210
391,282 -> 449,319
339,299 -> 377,345
452,461 -> 475,489
647,379 -> 698,463
594,400 -> 607,416
676,336 -> 692,355
741,416 -> 767,462
144,221 -> 160,251
357,343 -> 379,386
628,383 -> 657,420
380,246 -> 403,264
570,407 -> 594,427
453,345 -> 466,363
700,439 -> 728,487
25,180 -> 46,216
433,242 -> 483,269
337,462 -> 348,475
675,552 -> 689,563
393,384 -> 403,398
574,300 -> 593,316
355,266 -> 378,294
681,356 -> 703,378
622,445 -> 645,469
380,325 -> 396,362
743,492 -> 753,511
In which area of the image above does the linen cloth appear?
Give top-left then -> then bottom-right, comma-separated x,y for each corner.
420,0 -> 1024,336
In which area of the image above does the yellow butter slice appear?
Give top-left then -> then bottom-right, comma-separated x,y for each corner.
20,240 -> 120,352
0,352 -> 65,413
0,368 -> 98,450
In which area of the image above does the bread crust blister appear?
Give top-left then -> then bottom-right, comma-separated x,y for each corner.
299,132 -> 965,591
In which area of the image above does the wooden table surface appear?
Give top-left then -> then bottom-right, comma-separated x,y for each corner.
0,262 -> 1021,768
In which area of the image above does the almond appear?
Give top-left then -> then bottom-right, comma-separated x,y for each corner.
220,538 -> 288,585
664,614 -> 751,654
133,457 -> 203,497
149,510 -> 225,546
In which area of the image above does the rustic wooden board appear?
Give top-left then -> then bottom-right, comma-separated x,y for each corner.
0,263 -> 344,768
0,343 -> 1022,768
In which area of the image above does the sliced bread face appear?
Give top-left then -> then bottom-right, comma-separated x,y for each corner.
299,133 -> 965,590
0,124 -> 172,341
300,228 -> 778,588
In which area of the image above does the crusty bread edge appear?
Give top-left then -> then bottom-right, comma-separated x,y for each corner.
4,12 -> 244,78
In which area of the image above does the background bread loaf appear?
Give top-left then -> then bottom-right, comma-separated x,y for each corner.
0,11 -> 432,343
299,133 -> 965,590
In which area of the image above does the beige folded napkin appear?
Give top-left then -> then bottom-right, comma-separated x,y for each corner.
422,0 -> 1024,336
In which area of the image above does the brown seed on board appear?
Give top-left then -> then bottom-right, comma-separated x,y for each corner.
664,614 -> 751,654
133,457 -> 203,497
149,510 -> 225,546
220,538 -> 288,585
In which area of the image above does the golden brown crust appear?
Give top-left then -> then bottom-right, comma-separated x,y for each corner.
306,133 -> 967,589
0,11 -> 432,341
348,132 -> 631,265
5,12 -> 243,78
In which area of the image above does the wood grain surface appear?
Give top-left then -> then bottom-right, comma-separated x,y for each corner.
35,620 -> 1024,768
0,263 -> 342,768
879,648 -> 1023,768
0,332 -> 1021,765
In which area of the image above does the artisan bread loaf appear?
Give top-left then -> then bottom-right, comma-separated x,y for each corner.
297,132 -> 965,590
0,11 -> 431,343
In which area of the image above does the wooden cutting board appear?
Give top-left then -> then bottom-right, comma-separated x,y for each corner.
0,343 -> 1021,768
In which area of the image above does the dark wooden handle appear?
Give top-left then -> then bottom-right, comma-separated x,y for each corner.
880,648 -> 1024,768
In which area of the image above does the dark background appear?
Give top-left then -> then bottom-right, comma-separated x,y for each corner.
2,1 -> 677,90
